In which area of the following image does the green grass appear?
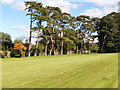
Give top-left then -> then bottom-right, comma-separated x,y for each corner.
2,53 -> 118,88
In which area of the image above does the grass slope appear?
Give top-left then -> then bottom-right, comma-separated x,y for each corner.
2,53 -> 118,88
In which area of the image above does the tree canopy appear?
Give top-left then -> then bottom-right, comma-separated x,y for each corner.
1,1 -> 120,58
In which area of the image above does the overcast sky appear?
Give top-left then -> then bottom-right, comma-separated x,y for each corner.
1,0 -> 119,44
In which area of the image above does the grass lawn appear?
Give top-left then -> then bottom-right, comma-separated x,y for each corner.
2,53 -> 118,88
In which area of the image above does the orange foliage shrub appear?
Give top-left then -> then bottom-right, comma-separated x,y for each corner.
14,43 -> 27,56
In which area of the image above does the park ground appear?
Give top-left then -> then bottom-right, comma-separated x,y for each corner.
2,53 -> 118,88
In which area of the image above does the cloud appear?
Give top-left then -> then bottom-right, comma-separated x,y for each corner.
2,0 -> 119,16
80,8 -> 103,17
1,0 -> 14,5
35,0 -> 79,13
11,25 -> 29,32
1,0 -> 26,11
80,6 -> 118,18
85,0 -> 118,7
103,6 -> 117,14
11,1 -> 26,11
65,0 -> 119,10
80,0 -> 119,17
10,0 -> 80,13
66,0 -> 119,5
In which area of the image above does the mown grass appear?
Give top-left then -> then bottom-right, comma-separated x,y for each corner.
2,53 -> 118,88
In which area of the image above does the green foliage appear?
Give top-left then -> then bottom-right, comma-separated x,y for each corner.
83,44 -> 87,51
14,37 -> 25,44
31,45 -> 35,56
64,37 -> 76,51
11,50 -> 21,57
89,43 -> 99,53
0,32 -> 13,51
4,51 -> 8,57
24,1 -> 120,56
14,39 -> 23,44
38,43 -> 44,55
0,51 -> 8,58
0,32 -> 12,42
1,2 -> 119,58
96,12 -> 120,52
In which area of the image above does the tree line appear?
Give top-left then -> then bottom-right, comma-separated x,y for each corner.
1,1 -> 120,58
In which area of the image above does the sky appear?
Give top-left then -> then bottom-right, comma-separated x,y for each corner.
1,0 -> 119,44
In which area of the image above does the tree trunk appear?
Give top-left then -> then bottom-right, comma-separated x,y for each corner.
61,40 -> 63,55
67,48 -> 69,54
56,36 -> 59,55
61,31 -> 64,55
28,13 -> 33,57
49,49 -> 52,55
39,53 -> 41,56
80,27 -> 83,54
81,27 -> 83,37
55,49 -> 58,55
49,27 -> 56,55
54,50 -> 56,55
88,42 -> 90,54
49,36 -> 53,55
45,44 -> 48,56
88,50 -> 91,54
70,50 -> 72,54
76,29 -> 79,54
79,50 -> 81,54
53,40 -> 55,55
52,27 -> 55,55
34,29 -> 41,56
76,45 -> 78,54
101,34 -> 107,53
45,40 -> 49,56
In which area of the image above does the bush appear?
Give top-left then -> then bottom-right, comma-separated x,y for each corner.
11,50 -> 21,57
13,43 -> 26,57
0,51 -> 7,58
89,43 -> 99,53
4,51 -> 8,57
0,51 -> 4,58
